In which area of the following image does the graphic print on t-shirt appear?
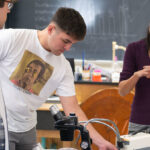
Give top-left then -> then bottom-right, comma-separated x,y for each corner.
9,50 -> 54,95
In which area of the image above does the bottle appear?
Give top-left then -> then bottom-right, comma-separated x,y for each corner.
92,69 -> 102,82
111,56 -> 120,83
74,66 -> 82,81
82,69 -> 90,81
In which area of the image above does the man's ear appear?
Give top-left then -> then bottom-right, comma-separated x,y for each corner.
47,24 -> 55,35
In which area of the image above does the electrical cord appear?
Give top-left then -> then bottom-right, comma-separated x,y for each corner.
80,118 -> 121,141
75,118 -> 122,147
130,126 -> 150,135
83,118 -> 120,135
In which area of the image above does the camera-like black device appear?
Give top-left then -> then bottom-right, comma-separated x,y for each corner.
50,105 -> 92,150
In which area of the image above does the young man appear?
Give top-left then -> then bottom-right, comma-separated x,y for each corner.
0,1 -> 17,150
0,7 -> 117,150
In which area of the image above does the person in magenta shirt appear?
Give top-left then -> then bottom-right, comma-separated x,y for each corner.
119,26 -> 150,133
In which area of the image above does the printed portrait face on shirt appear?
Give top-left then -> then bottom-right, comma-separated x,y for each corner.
21,60 -> 45,89
9,50 -> 54,95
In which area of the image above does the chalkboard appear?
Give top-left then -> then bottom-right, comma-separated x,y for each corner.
6,0 -> 150,60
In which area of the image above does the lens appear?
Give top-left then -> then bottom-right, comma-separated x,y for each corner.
8,3 -> 13,10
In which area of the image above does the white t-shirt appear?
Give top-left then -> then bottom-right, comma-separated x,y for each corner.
0,86 -> 9,150
0,29 -> 75,132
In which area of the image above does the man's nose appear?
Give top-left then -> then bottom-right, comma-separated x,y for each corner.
64,43 -> 72,51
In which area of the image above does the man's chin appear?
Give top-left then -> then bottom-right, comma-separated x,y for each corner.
54,52 -> 61,56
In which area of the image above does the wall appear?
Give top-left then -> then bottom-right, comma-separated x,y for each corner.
6,0 -> 150,60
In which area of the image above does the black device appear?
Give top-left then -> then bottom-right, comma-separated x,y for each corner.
66,58 -> 75,75
50,105 -> 92,150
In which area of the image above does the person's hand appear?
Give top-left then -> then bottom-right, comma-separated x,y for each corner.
134,66 -> 150,78
89,126 -> 118,150
96,139 -> 118,150
143,66 -> 150,78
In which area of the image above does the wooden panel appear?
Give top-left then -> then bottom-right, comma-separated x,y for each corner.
80,88 -> 134,150
75,83 -> 117,103
38,103 -> 62,111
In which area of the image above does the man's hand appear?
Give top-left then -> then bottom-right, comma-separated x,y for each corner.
96,138 -> 118,150
60,96 -> 118,150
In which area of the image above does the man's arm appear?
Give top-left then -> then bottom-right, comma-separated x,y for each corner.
60,95 -> 117,150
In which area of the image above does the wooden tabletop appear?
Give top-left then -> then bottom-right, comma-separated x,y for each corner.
38,103 -> 63,111
38,101 -> 81,111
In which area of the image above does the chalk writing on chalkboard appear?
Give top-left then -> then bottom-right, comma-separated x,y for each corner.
6,0 -> 150,60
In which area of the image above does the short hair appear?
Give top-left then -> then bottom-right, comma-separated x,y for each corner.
51,7 -> 86,40
0,0 -> 5,7
0,0 -> 17,8
27,60 -> 45,80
